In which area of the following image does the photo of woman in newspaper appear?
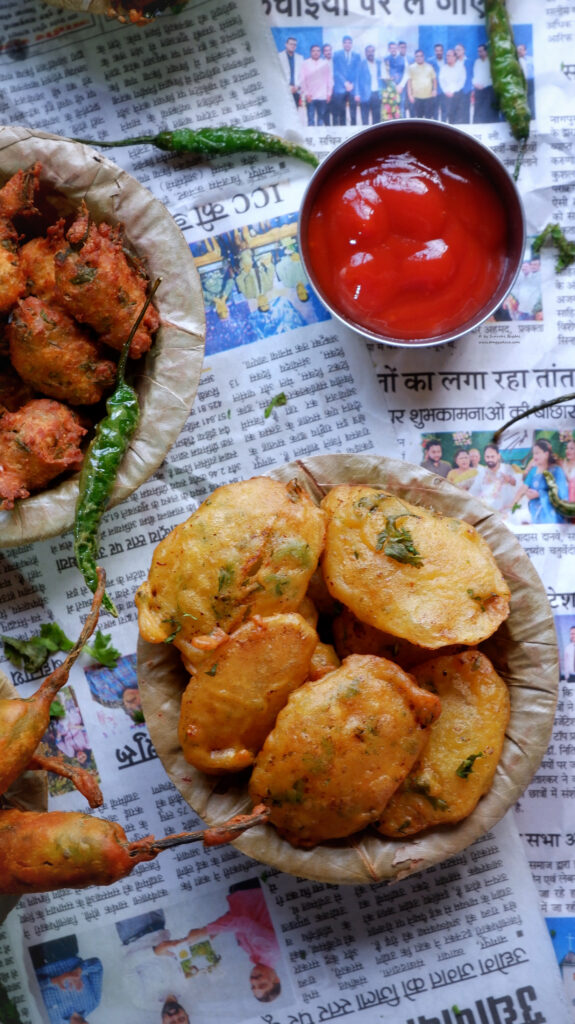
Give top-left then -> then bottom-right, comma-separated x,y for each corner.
419,430 -> 574,525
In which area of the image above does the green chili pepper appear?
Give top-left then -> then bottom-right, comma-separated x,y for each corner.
72,126 -> 319,170
486,0 -> 531,180
492,389 -> 575,444
543,471 -> 575,520
73,279 -> 161,616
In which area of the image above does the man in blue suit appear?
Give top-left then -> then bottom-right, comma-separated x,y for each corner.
332,35 -> 361,125
358,44 -> 382,125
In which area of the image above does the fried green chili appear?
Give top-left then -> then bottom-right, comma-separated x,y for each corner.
486,0 -> 531,180
543,471 -> 575,520
72,126 -> 319,170
73,279 -> 161,616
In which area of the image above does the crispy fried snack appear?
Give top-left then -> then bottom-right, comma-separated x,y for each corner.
321,485 -> 510,649
0,397 -> 86,509
248,653 -> 441,848
308,640 -> 340,680
178,612 -> 318,774
377,650 -> 510,837
332,606 -> 460,670
8,297 -> 117,405
0,164 -> 40,314
54,201 -> 159,359
0,573 -> 104,797
0,805 -> 269,893
20,220 -> 66,304
136,476 -> 326,662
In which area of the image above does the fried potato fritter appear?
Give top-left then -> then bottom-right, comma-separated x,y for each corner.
377,650 -> 510,837
8,297 -> 117,405
54,202 -> 159,359
321,486 -> 510,649
136,476 -> 326,659
178,612 -> 318,774
308,640 -> 340,680
248,654 -> 441,847
0,398 -> 86,509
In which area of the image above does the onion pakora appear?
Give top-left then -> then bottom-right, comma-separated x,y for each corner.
377,650 -> 510,837
54,201 -> 159,359
321,485 -> 510,649
178,612 -> 318,774
248,653 -> 441,848
135,476 -> 326,663
0,398 -> 86,510
0,163 -> 159,509
8,297 -> 117,405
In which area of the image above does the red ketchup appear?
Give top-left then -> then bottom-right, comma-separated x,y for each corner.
305,141 -> 509,341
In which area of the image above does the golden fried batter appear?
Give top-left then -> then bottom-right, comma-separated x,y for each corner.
321,486 -> 510,649
9,297 -> 117,405
136,476 -> 326,661
0,164 -> 40,315
54,202 -> 159,359
249,654 -> 441,847
0,398 -> 86,509
179,612 -> 318,774
332,606 -> 457,671
308,641 -> 340,680
377,650 -> 510,837
20,221 -> 66,304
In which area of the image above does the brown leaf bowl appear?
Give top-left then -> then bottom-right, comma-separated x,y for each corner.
0,125 -> 205,546
137,454 -> 558,885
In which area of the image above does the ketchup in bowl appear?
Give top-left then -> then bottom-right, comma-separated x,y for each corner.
299,121 -> 525,348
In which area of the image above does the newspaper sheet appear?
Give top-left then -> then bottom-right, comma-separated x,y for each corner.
0,0 -> 572,1021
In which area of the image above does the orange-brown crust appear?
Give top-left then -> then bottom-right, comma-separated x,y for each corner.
54,202 -> 159,358
9,296 -> 117,405
0,397 -> 86,509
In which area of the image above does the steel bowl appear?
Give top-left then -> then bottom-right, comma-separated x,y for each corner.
298,119 -> 525,348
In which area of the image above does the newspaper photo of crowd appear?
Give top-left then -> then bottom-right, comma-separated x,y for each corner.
274,22 -> 534,128
190,214 -> 331,354
420,429 -> 575,526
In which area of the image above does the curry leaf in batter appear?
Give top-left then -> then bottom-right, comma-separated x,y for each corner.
456,752 -> 483,779
375,514 -> 423,567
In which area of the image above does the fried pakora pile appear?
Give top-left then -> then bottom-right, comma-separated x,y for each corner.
138,476 -> 514,851
0,164 -> 159,510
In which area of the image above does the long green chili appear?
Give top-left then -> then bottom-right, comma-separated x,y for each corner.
72,127 -> 319,170
492,391 -> 575,444
543,471 -> 575,520
486,0 -> 531,180
73,279 -> 161,616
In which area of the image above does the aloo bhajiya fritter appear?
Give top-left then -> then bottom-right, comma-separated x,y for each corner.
321,485 -> 510,649
0,398 -> 86,510
248,653 -> 441,848
377,650 -> 510,837
136,476 -> 326,663
54,201 -> 159,359
8,297 -> 117,406
178,612 -> 318,774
